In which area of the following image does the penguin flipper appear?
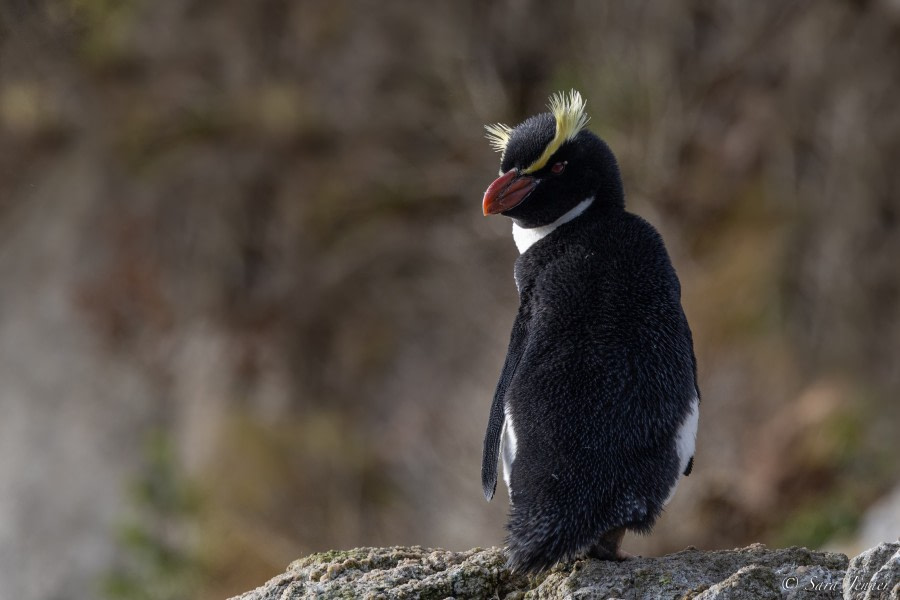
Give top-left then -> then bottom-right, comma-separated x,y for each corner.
482,312 -> 528,501
481,395 -> 504,500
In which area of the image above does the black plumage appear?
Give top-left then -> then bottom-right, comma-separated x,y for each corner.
481,92 -> 699,574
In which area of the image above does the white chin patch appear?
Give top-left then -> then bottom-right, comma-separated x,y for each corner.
665,395 -> 700,505
500,405 -> 517,498
511,197 -> 595,253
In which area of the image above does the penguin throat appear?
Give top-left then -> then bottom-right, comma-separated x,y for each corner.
511,197 -> 594,253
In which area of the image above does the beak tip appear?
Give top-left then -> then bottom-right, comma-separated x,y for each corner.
482,169 -> 518,217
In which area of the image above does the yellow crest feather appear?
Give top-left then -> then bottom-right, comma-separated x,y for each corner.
484,122 -> 513,156
522,89 -> 590,174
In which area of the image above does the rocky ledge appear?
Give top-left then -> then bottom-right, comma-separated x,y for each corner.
231,541 -> 899,600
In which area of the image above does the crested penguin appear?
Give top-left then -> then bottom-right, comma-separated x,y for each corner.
480,90 -> 700,574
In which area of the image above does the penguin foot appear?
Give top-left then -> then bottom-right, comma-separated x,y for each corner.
586,527 -> 629,561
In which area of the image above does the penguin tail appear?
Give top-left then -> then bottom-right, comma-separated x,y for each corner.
505,493 -> 654,574
504,504 -> 588,574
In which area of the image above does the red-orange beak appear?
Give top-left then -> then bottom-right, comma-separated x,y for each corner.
482,170 -> 538,216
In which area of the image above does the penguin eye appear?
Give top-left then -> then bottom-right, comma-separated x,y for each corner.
551,161 -> 566,174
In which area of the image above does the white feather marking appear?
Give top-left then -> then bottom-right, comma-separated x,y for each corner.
500,404 -> 517,497
665,395 -> 700,505
511,197 -> 594,254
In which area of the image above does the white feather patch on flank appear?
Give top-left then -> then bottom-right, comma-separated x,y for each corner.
511,197 -> 594,254
665,395 -> 700,505
500,404 -> 518,496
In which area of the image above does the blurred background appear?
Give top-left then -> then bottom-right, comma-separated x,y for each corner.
1,0 -> 899,598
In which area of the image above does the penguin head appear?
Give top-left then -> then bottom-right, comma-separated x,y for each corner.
482,90 -> 624,229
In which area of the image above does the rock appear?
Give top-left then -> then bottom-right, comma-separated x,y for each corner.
228,544 -> 851,600
693,565 -> 781,600
844,541 -> 900,600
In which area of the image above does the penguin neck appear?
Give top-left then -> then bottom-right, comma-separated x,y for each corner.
512,197 -> 595,254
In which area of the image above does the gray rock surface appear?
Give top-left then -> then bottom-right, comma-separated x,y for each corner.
229,544 -> 853,600
844,541 -> 900,600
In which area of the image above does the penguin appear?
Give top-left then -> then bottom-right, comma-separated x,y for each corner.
480,90 -> 700,574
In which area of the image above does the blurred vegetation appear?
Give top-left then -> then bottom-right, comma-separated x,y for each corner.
102,432 -> 203,600
1,0 -> 899,598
